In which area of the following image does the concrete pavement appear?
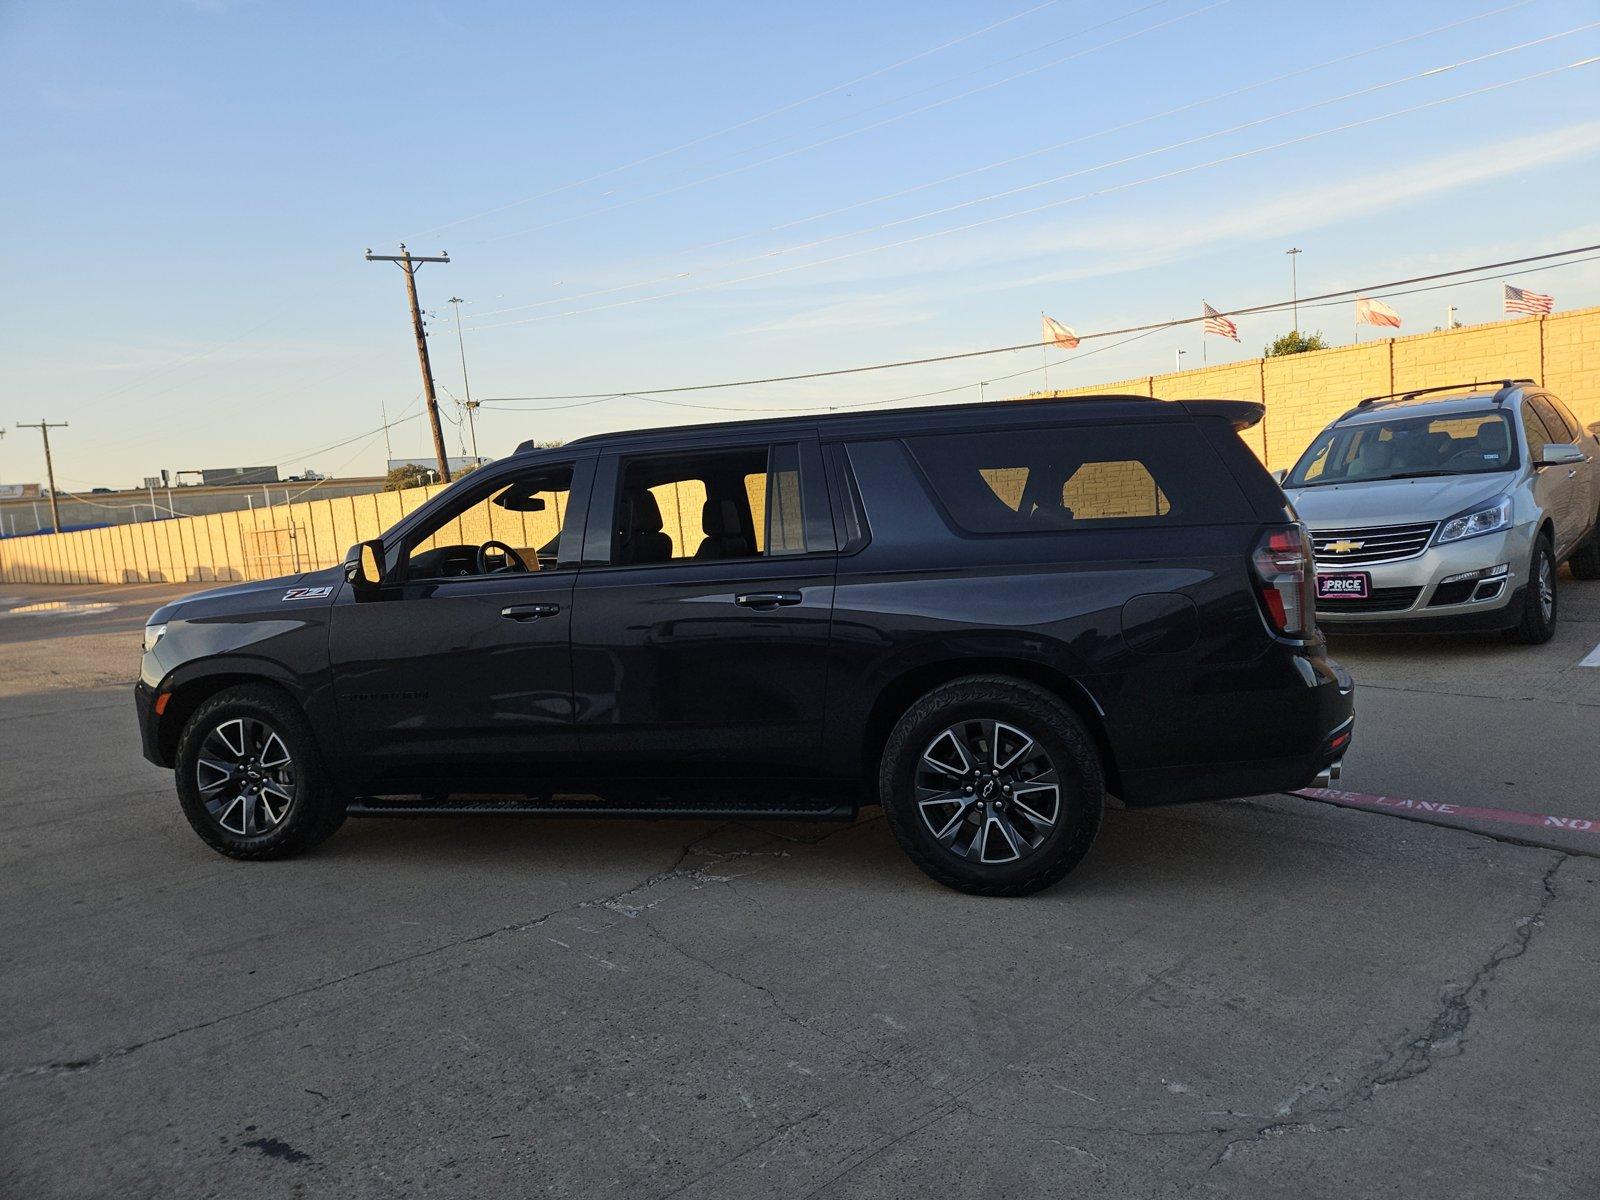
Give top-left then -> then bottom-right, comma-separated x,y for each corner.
1,582 -> 1597,1198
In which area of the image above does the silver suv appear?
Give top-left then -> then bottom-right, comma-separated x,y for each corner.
1280,380 -> 1600,643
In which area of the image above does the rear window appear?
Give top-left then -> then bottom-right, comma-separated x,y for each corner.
906,423 -> 1253,534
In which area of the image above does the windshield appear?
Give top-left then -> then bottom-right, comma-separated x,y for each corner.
1286,410 -> 1517,487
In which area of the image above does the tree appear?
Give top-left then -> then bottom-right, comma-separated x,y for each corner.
1263,330 -> 1328,357
384,463 -> 435,491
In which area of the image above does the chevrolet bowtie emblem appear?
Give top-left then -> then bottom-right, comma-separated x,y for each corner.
1325,539 -> 1365,554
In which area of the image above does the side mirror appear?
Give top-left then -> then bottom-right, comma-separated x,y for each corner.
1271,468 -> 1289,485
1537,443 -> 1584,466
344,540 -> 385,599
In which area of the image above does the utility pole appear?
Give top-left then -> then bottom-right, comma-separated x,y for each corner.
380,401 -> 394,463
18,421 -> 68,533
366,244 -> 452,483
1286,247 -> 1302,333
447,297 -> 481,461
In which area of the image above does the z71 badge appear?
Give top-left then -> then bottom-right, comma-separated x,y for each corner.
281,586 -> 333,601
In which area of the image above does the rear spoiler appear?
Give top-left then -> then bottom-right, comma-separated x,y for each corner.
1178,399 -> 1265,431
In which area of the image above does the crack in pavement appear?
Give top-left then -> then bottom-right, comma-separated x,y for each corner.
1207,853 -> 1567,1170
0,823 -> 791,1087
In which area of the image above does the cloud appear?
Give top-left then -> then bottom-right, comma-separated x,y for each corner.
738,291 -> 938,337
980,118 -> 1600,292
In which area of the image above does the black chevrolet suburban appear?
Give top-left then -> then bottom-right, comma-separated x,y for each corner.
137,396 -> 1353,895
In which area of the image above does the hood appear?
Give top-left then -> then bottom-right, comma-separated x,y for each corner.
146,565 -> 340,625
1286,473 -> 1512,528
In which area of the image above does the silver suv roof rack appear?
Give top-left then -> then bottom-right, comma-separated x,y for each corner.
1355,378 -> 1535,409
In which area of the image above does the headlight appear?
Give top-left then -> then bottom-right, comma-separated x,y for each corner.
1435,495 -> 1513,545
143,623 -> 167,652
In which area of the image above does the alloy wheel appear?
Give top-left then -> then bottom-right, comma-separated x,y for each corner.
915,719 -> 1060,864
195,717 -> 297,836
1538,554 -> 1555,622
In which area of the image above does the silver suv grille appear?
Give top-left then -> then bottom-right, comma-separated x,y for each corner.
1311,522 -> 1437,566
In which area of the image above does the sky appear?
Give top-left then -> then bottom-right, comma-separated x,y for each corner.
2,0 -> 1599,490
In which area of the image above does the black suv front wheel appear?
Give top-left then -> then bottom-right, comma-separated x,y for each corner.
878,676 -> 1104,896
174,684 -> 346,859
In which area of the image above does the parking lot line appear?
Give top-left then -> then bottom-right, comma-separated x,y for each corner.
1580,640 -> 1600,668
1295,786 -> 1598,835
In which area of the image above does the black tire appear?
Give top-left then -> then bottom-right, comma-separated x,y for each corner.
878,675 -> 1104,896
1570,517 -> 1600,581
1505,535 -> 1558,645
174,684 -> 346,860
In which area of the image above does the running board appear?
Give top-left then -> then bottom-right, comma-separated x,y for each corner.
347,795 -> 857,821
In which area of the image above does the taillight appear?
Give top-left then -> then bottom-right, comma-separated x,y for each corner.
1252,524 -> 1316,636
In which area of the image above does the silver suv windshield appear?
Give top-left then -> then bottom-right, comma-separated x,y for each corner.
1287,409 -> 1518,487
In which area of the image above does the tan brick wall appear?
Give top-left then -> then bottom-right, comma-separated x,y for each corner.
1021,305 -> 1600,470
6,308 -> 1600,584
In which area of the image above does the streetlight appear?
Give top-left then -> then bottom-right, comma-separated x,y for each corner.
1286,247 -> 1302,333
448,297 -> 480,462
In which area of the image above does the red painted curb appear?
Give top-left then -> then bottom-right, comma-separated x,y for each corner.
1294,787 -> 1599,835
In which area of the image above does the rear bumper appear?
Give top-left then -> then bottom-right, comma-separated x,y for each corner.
1119,655 -> 1355,806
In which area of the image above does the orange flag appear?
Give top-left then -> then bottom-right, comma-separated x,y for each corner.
1042,315 -> 1079,349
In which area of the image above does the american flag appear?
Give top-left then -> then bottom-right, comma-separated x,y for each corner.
1504,283 -> 1554,315
1202,301 -> 1239,341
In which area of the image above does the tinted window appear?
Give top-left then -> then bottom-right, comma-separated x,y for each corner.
611,444 -> 810,566
907,423 -> 1251,533
1548,393 -> 1585,438
1288,411 -> 1516,486
1521,405 -> 1555,453
1529,396 -> 1574,442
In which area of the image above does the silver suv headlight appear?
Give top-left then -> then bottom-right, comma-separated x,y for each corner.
1435,494 -> 1513,545
143,623 -> 167,652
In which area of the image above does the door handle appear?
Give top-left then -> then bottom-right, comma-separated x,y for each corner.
501,603 -> 561,620
734,591 -> 802,609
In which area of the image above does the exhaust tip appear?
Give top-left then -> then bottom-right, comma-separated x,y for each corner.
1312,761 -> 1344,787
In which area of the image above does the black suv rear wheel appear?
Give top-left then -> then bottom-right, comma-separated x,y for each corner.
878,676 -> 1104,896
174,684 -> 346,859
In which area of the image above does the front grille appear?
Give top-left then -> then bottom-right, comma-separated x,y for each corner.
1318,586 -> 1423,614
1311,522 -> 1436,566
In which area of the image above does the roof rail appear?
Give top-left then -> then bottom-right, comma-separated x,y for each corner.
1356,378 -> 1535,409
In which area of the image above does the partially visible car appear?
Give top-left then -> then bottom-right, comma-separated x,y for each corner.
1280,379 -> 1600,642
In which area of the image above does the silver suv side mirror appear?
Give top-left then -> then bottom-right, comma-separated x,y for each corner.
1270,468 -> 1289,485
1537,443 -> 1585,467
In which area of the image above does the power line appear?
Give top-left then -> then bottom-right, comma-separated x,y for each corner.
469,55 -> 1600,334
474,242 -> 1600,404
407,0 -> 1065,241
